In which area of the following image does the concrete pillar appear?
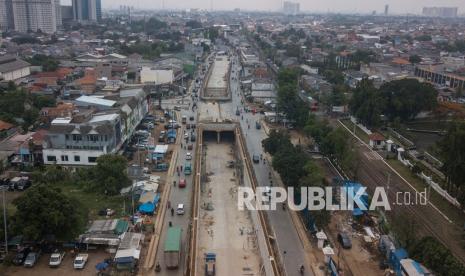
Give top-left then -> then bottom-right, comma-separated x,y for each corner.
217,131 -> 220,143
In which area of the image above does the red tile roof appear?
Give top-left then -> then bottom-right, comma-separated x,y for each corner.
0,120 -> 14,131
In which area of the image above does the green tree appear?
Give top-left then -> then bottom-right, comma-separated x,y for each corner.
349,78 -> 385,127
410,236 -> 465,275
11,185 -> 86,241
438,121 -> 465,195
262,130 -> 292,155
26,54 -> 59,72
409,55 -> 422,64
379,79 -> 437,121
276,68 -> 309,128
185,20 -> 202,29
90,154 -> 130,195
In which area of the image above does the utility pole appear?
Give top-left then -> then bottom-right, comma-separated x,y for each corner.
2,187 -> 7,254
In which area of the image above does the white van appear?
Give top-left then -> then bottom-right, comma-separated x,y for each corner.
176,204 -> 185,215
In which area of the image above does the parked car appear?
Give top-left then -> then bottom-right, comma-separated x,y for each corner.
187,144 -> 193,150
13,248 -> 31,265
189,116 -> 195,121
338,232 -> 352,249
73,253 -> 88,269
190,133 -> 196,142
49,250 -> 65,267
186,152 -> 192,160
24,251 -> 41,267
252,154 -> 260,164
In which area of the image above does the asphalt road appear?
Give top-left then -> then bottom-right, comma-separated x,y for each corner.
219,54 -> 314,276
153,81 -> 198,275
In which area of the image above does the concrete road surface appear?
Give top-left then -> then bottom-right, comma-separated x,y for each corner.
218,54 -> 314,276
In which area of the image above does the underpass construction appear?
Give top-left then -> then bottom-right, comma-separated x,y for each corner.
186,65 -> 281,275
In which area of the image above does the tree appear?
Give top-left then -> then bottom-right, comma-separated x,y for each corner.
349,78 -> 385,127
88,154 -> 130,195
438,121 -> 465,195
410,236 -> 465,275
262,130 -> 292,155
379,79 -> 437,121
409,55 -> 422,64
11,185 -> 86,241
185,20 -> 202,29
26,54 -> 59,72
276,68 -> 309,128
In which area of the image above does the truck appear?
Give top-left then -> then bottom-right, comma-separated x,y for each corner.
204,253 -> 216,276
73,254 -> 88,269
184,162 -> 192,175
164,227 -> 182,269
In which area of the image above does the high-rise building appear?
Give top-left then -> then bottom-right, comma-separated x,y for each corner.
0,0 -> 14,31
384,4 -> 389,16
72,0 -> 101,22
11,0 -> 59,33
422,7 -> 458,18
283,1 -> 300,15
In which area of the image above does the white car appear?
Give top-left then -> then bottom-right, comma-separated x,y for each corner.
176,204 -> 185,215
49,251 -> 65,267
73,254 -> 88,269
186,152 -> 192,160
184,133 -> 189,139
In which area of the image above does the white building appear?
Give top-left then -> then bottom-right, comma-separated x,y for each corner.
283,1 -> 300,15
43,89 -> 149,166
12,0 -> 60,33
0,55 -> 30,81
140,67 -> 174,84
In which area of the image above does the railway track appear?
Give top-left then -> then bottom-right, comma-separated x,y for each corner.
338,120 -> 465,265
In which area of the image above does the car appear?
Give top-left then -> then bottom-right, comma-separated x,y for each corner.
13,248 -> 31,265
190,133 -> 196,142
338,232 -> 352,249
176,204 -> 185,215
235,109 -> 240,116
174,106 -> 181,111
186,152 -> 192,160
73,254 -> 88,269
189,116 -> 195,121
49,250 -> 65,267
186,124 -> 191,129
187,144 -> 193,150
184,133 -> 189,139
179,178 -> 186,188
158,134 -> 166,142
252,154 -> 260,164
24,251 -> 41,267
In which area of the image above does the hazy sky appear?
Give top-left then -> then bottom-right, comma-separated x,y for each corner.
108,0 -> 465,14
63,0 -> 465,14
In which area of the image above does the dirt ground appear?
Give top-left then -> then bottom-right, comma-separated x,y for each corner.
196,142 -> 260,276
327,212 -> 383,276
2,250 -> 111,276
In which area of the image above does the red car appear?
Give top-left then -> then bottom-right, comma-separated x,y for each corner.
179,178 -> 186,188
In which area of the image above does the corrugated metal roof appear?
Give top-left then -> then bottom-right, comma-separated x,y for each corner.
75,95 -> 116,107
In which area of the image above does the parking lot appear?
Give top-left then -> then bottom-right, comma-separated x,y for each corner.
3,250 -> 111,276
